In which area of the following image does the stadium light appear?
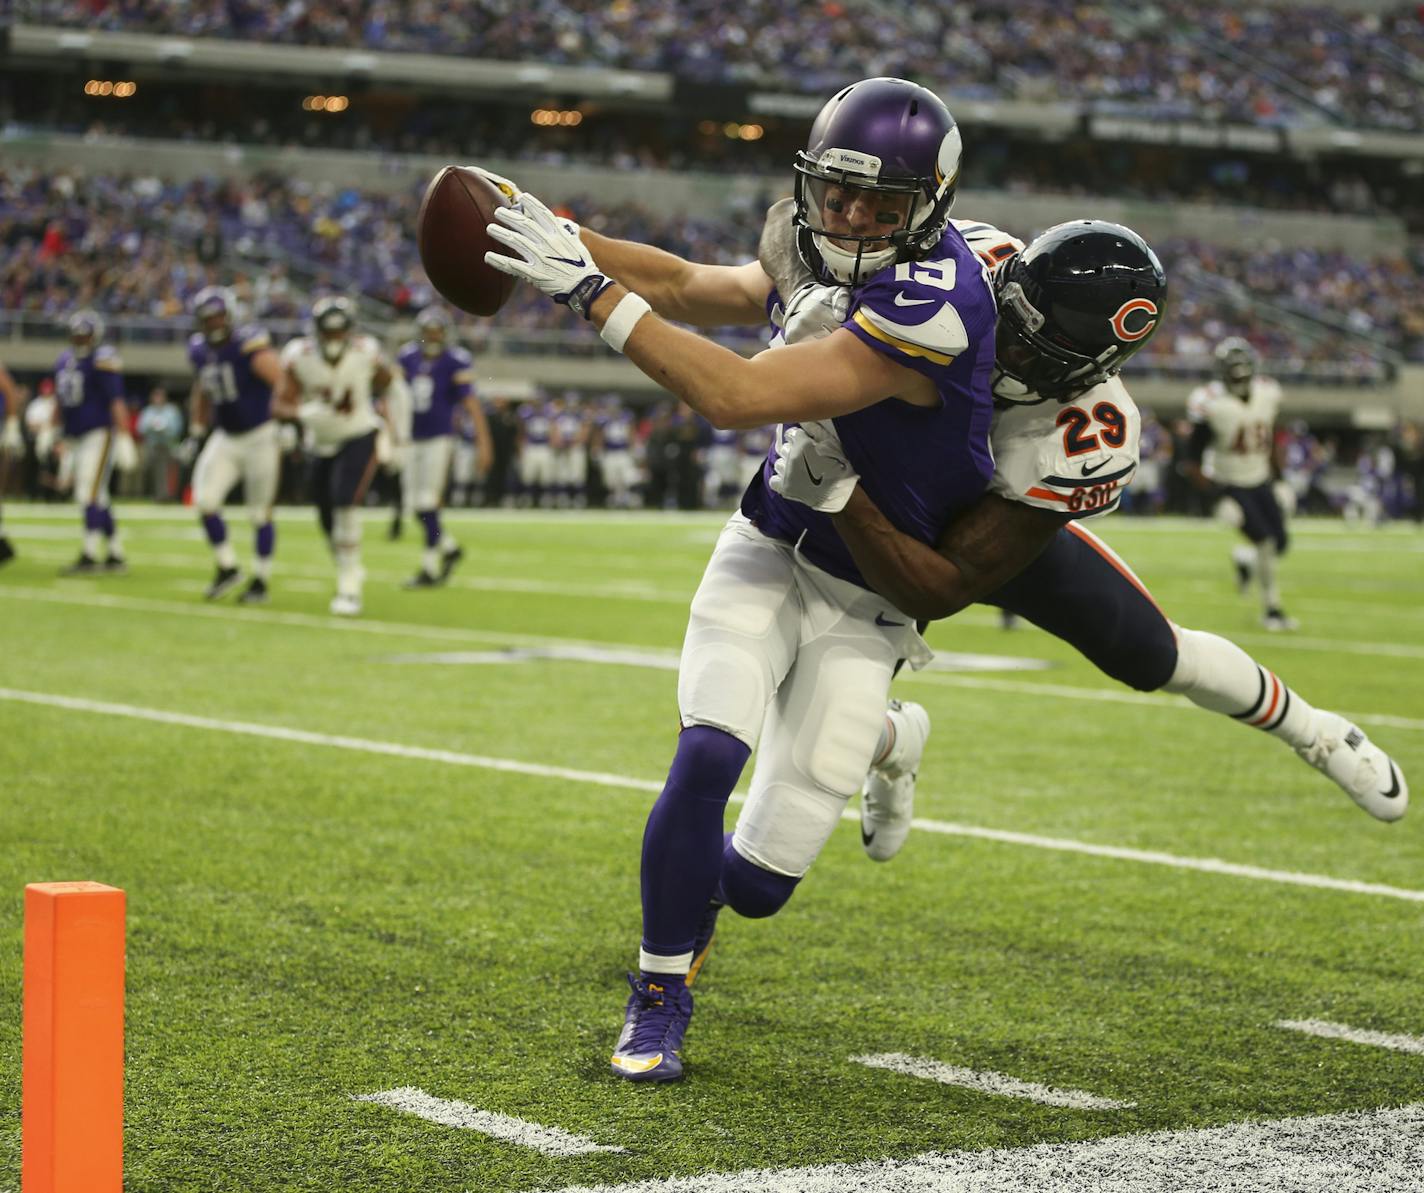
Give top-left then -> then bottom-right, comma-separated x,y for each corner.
84,79 -> 137,99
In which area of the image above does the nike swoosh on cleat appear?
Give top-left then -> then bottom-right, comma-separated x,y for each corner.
611,1053 -> 664,1073
875,613 -> 906,627
1382,763 -> 1402,800
1081,458 -> 1111,476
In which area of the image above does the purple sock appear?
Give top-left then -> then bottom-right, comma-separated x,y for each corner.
640,726 -> 749,972
84,504 -> 105,533
255,521 -> 275,558
417,509 -> 440,548
202,512 -> 227,546
721,839 -> 800,919
99,508 -> 116,539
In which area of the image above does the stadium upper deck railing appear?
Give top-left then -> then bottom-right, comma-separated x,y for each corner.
8,22 -> 1424,159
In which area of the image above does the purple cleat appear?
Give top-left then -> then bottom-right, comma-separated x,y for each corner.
610,974 -> 693,1083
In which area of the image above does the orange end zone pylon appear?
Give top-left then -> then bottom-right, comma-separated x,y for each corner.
23,882 -> 125,1193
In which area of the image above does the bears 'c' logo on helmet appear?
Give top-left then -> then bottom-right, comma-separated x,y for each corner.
1110,298 -> 1159,343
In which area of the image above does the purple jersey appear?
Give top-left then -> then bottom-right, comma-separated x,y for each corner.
399,343 -> 473,441
187,324 -> 274,433
520,402 -> 552,445
744,227 -> 997,590
600,412 -> 633,450
55,345 -> 124,438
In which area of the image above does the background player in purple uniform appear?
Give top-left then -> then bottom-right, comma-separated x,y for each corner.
396,307 -> 491,587
184,287 -> 283,603
53,311 -> 135,575
0,357 -> 23,566
483,76 -> 996,1082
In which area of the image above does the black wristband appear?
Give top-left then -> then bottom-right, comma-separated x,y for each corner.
565,273 -> 614,320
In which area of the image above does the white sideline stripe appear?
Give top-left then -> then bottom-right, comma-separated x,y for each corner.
1276,1019 -> 1424,1055
2,686 -> 1422,904
0,687 -> 661,794
538,1102 -> 1424,1193
905,819 -> 1424,903
2,585 -> 1420,734
352,1087 -> 624,1155
851,1053 -> 1134,1111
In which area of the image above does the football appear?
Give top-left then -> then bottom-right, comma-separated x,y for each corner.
416,165 -> 518,317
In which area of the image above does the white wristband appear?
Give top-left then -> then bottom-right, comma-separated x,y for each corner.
599,292 -> 651,354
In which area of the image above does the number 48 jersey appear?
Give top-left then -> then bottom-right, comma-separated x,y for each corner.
954,218 -> 1142,519
1186,377 -> 1282,488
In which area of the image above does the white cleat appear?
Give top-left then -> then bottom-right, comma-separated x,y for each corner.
861,700 -> 931,861
328,593 -> 362,617
1262,607 -> 1299,632
1296,711 -> 1408,822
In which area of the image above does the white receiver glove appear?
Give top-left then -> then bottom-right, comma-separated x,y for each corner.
770,420 -> 860,513
1,417 -> 21,454
469,166 -> 522,204
485,192 -> 611,318
112,430 -> 139,473
780,281 -> 852,346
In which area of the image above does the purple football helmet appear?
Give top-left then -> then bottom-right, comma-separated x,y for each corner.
192,286 -> 238,345
793,77 -> 962,285
414,305 -> 452,357
67,309 -> 106,356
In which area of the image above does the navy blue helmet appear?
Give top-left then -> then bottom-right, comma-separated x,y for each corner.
994,220 -> 1167,402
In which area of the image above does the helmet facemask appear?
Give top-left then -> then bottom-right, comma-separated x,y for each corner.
415,310 -> 450,358
312,300 -> 354,363
994,274 -> 1126,403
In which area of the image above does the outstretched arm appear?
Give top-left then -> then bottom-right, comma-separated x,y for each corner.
578,231 -> 771,328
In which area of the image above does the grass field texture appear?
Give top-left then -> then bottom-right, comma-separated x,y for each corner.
1,505 -> 1421,1191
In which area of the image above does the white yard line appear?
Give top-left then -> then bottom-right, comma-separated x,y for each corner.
1276,1019 -> 1424,1055
352,1088 -> 623,1156
2,686 -> 1420,904
2,585 -> 1420,733
533,1101 -> 1424,1193
851,1053 -> 1134,1111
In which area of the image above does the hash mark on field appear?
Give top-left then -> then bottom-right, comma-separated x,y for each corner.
353,1087 -> 624,1155
851,1053 -> 1135,1110
1276,1018 -> 1424,1055
3,686 -> 1421,904
537,1102 -> 1424,1192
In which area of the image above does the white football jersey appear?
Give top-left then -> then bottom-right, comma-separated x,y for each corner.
956,218 -> 1141,519
1186,377 -> 1282,487
281,333 -> 385,454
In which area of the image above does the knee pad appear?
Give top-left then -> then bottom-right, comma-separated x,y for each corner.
721,841 -> 800,919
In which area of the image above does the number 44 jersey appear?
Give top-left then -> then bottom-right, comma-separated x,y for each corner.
955,218 -> 1143,519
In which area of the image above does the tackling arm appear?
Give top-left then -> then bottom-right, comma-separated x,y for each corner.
577,231 -> 770,328
833,488 -> 1068,621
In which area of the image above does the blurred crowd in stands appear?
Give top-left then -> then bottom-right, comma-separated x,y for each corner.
3,167 -> 1421,375
17,0 -> 1424,131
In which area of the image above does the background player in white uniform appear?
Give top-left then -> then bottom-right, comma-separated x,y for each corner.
0,357 -> 23,566
184,286 -> 283,603
739,218 -> 1404,936
53,311 -> 136,574
483,77 -> 997,1082
272,297 -> 401,616
1185,339 -> 1295,630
